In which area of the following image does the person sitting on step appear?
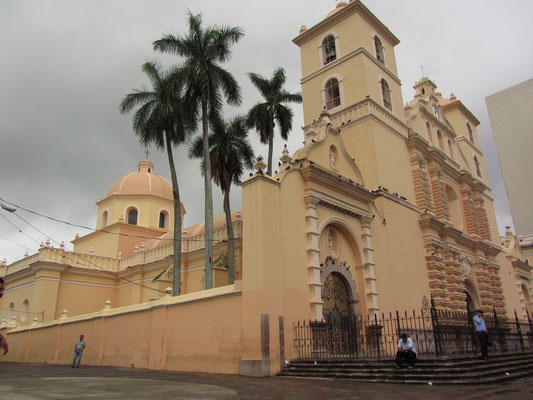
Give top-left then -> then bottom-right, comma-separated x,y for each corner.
396,333 -> 417,369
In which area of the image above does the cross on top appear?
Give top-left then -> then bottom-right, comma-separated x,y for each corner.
144,148 -> 150,159
420,66 -> 425,78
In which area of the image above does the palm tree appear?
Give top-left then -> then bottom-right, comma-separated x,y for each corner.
189,116 -> 254,284
119,61 -> 195,296
247,67 -> 302,176
154,12 -> 243,290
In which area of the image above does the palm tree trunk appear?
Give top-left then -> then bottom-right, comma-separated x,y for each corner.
223,174 -> 235,284
165,131 -> 181,296
202,98 -> 214,289
267,118 -> 274,176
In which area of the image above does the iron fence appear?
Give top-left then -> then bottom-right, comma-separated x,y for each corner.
292,300 -> 533,360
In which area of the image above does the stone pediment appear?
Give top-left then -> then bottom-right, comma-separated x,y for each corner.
290,111 -> 364,185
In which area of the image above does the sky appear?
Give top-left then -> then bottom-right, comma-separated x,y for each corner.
1,0 -> 532,264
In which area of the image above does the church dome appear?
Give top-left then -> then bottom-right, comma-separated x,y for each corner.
105,160 -> 173,200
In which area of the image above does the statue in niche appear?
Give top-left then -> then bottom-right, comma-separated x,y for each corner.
327,228 -> 338,258
329,147 -> 336,169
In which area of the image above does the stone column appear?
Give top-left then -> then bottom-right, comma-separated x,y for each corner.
360,216 -> 379,316
304,195 -> 322,320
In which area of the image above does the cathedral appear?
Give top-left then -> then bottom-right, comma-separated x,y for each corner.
1,0 -> 531,375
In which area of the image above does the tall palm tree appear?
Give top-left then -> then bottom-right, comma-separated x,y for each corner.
247,67 -> 302,176
119,61 -> 195,296
189,116 -> 254,284
154,12 -> 243,290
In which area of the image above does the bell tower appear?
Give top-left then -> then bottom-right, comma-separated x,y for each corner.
293,0 -> 414,197
293,0 -> 404,125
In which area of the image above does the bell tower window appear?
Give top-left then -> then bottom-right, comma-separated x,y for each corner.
374,35 -> 384,64
474,156 -> 482,178
127,208 -> 138,225
322,35 -> 337,65
325,78 -> 341,110
380,79 -> 392,111
467,123 -> 474,143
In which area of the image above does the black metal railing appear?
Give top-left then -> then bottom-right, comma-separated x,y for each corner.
292,301 -> 533,360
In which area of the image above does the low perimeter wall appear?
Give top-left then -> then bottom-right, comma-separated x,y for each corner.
0,285 -> 243,374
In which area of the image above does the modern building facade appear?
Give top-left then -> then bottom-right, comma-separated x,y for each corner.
486,78 -> 533,265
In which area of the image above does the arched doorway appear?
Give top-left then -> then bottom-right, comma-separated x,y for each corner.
464,278 -> 481,312
320,260 -> 359,357
322,272 -> 352,324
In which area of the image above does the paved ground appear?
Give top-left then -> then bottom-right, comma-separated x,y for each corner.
0,363 -> 532,399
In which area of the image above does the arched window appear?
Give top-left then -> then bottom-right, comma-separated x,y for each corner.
325,78 -> 341,110
322,35 -> 337,65
448,139 -> 454,159
426,122 -> 433,144
159,211 -> 167,229
437,130 -> 444,151
101,211 -> 108,228
467,123 -> 474,143
374,35 -> 384,64
21,299 -> 29,323
380,79 -> 392,110
127,208 -> 138,225
474,156 -> 482,178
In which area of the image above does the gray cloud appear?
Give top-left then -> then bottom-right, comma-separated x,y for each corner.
1,0 -> 531,263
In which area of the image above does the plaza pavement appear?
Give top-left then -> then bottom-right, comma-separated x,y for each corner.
0,362 -> 531,399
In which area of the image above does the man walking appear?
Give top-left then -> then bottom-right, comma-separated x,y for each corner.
72,334 -> 87,368
395,333 -> 417,369
473,309 -> 489,359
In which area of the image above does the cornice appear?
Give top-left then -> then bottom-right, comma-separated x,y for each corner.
293,1 -> 400,47
419,106 -> 456,138
419,213 -> 502,256
300,164 -> 377,205
300,47 -> 401,85
441,100 -> 480,126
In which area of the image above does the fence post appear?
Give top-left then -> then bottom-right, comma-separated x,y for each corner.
515,310 -> 525,351
374,313 -> 381,359
395,311 -> 401,338
493,306 -> 505,352
466,309 -> 476,353
430,296 -> 440,357
527,310 -> 533,349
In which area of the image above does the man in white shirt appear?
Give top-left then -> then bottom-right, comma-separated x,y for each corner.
72,334 -> 87,368
396,333 -> 417,369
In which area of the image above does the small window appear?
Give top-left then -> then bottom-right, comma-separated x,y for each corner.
128,208 -> 138,225
437,130 -> 444,151
380,79 -> 392,110
101,211 -> 108,228
322,35 -> 337,64
325,78 -> 341,110
374,35 -> 384,64
448,139 -> 454,159
159,212 -> 166,228
474,156 -> 482,178
467,123 -> 474,143
426,122 -> 433,144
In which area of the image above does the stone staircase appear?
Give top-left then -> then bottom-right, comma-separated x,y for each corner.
278,352 -> 533,384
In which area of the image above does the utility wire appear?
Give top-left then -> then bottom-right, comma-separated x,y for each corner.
0,212 -> 167,294
0,233 -> 33,252
0,214 -> 41,245
0,196 -> 229,243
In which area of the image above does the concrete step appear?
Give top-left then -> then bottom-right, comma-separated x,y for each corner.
279,351 -> 533,384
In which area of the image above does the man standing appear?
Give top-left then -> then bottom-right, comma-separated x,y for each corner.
395,333 -> 417,369
72,334 -> 87,368
473,309 -> 489,359
0,278 -> 8,355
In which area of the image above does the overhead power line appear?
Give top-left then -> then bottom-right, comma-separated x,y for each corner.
0,196 -> 229,243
